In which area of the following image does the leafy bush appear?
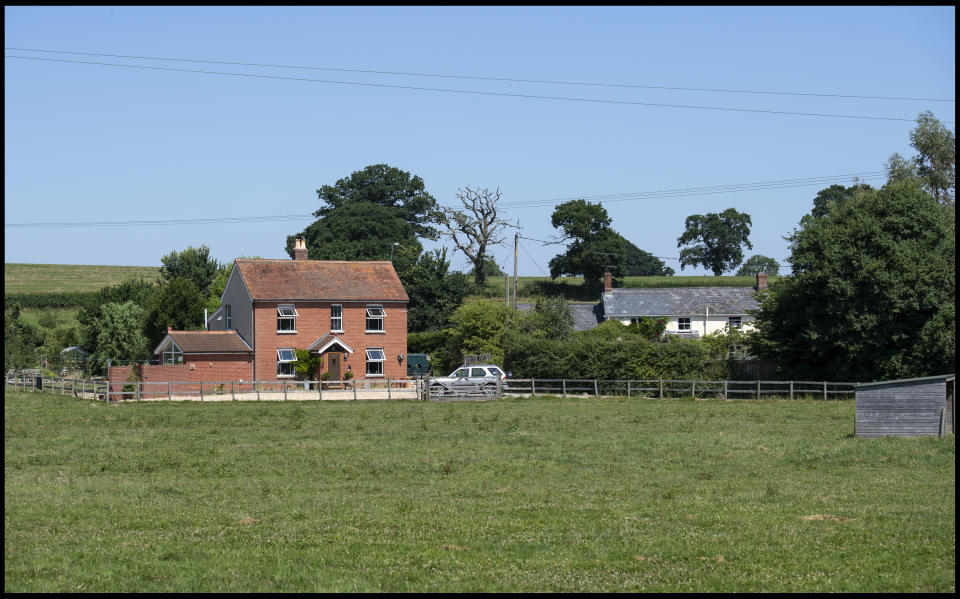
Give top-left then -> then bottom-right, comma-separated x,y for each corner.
4,292 -> 99,310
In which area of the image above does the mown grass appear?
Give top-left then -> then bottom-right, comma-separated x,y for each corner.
4,263 -> 161,294
4,391 -> 953,592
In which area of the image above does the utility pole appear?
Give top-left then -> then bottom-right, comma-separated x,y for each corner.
513,232 -> 519,311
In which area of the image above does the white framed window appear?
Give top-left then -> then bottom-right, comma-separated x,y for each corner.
163,341 -> 183,365
728,316 -> 742,330
678,317 -> 691,331
365,347 -> 385,376
277,347 -> 297,377
331,304 -> 343,332
225,305 -> 232,330
366,304 -> 385,332
277,304 -> 298,332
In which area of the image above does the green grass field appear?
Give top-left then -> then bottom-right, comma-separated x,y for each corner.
4,263 -> 161,294
4,391 -> 953,592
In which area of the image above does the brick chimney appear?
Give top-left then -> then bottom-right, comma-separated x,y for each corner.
603,270 -> 613,294
293,237 -> 309,261
755,272 -> 768,291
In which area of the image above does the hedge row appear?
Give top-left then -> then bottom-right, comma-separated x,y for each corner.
4,292 -> 99,310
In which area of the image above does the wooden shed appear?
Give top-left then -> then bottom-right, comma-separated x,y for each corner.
855,374 -> 955,438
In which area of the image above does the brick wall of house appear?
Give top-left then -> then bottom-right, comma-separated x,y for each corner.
253,300 -> 408,380
108,354 -> 253,399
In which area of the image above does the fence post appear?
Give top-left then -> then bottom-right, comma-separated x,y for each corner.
61,378 -> 65,396
691,380 -> 696,398
531,379 -> 537,397
723,380 -> 728,400
790,380 -> 794,400
168,381 -> 171,401
659,379 -> 663,398
387,378 -> 392,401
627,380 -> 631,398
318,380 -> 322,401
231,381 -> 235,401
284,381 -> 287,401
562,379 -> 567,398
823,381 -> 827,400
756,380 -> 761,400
352,380 -> 357,401
594,380 -> 599,397
200,381 -> 204,402
256,380 -> 260,401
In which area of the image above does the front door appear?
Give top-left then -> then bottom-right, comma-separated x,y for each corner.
328,353 -> 341,381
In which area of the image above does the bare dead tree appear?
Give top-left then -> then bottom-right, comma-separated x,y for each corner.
441,186 -> 517,287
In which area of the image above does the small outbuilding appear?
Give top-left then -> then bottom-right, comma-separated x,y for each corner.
855,374 -> 955,438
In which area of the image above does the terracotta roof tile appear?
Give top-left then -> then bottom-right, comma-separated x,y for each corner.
165,330 -> 253,354
234,259 -> 408,302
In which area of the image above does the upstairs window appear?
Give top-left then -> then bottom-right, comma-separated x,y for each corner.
277,304 -> 298,332
678,317 -> 691,331
366,305 -> 385,332
728,316 -> 742,330
366,347 -> 385,376
277,347 -> 297,377
331,304 -> 343,332
162,341 -> 183,365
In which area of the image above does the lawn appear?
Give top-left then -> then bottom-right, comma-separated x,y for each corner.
4,392 -> 954,592
4,263 -> 161,294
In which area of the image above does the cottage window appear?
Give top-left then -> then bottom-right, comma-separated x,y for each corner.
331,304 -> 343,332
678,317 -> 691,331
728,316 -> 742,330
366,347 -> 385,376
162,341 -> 183,365
225,305 -> 232,330
366,305 -> 385,332
277,347 -> 297,377
277,304 -> 298,332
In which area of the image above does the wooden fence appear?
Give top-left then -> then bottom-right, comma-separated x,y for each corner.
6,373 -> 856,402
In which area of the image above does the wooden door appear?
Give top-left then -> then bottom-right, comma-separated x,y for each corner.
328,353 -> 341,381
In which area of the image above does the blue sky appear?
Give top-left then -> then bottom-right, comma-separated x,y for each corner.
4,6 -> 955,276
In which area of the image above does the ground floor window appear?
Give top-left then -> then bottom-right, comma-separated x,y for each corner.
366,347 -> 385,376
163,341 -> 183,365
728,316 -> 742,330
677,317 -> 691,331
277,347 -> 296,377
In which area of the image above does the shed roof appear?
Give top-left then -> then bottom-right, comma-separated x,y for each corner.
602,287 -> 759,318
233,259 -> 408,302
154,330 -> 253,355
855,373 -> 956,388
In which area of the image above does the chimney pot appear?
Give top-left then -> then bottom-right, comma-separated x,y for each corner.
293,237 -> 309,261
603,270 -> 613,294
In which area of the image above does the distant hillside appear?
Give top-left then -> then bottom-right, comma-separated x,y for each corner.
4,263 -> 161,294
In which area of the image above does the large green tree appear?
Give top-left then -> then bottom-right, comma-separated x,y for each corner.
160,245 -> 220,296
143,278 -> 206,347
750,180 -> 955,381
886,112 -> 955,205
676,208 -> 752,276
77,277 -> 156,359
4,302 -> 41,371
736,254 -> 780,276
548,200 -> 626,291
404,248 -> 474,333
89,301 -> 151,366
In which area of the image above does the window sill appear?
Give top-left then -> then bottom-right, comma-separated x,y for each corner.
276,330 -> 298,334
365,330 -> 386,334
277,374 -> 296,379
331,330 -> 345,334
365,374 -> 385,378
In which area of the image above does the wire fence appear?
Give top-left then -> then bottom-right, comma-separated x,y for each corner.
6,372 -> 856,402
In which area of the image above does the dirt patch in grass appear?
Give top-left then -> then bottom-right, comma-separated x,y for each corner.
800,514 -> 856,523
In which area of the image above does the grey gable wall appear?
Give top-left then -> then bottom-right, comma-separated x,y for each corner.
218,262 -> 254,347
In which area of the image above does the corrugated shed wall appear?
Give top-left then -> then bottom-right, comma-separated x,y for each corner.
855,378 -> 947,438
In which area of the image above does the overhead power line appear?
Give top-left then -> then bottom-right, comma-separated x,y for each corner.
6,46 -> 954,103
6,54 -> 950,124
3,170 -> 891,229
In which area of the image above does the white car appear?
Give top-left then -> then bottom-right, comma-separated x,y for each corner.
433,364 -> 507,389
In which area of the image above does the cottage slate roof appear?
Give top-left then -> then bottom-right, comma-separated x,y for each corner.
602,287 -> 760,318
233,259 -> 409,302
155,330 -> 253,355
515,302 -> 604,331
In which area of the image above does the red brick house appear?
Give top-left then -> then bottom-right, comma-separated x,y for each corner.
205,238 -> 409,381
109,238 -> 409,393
